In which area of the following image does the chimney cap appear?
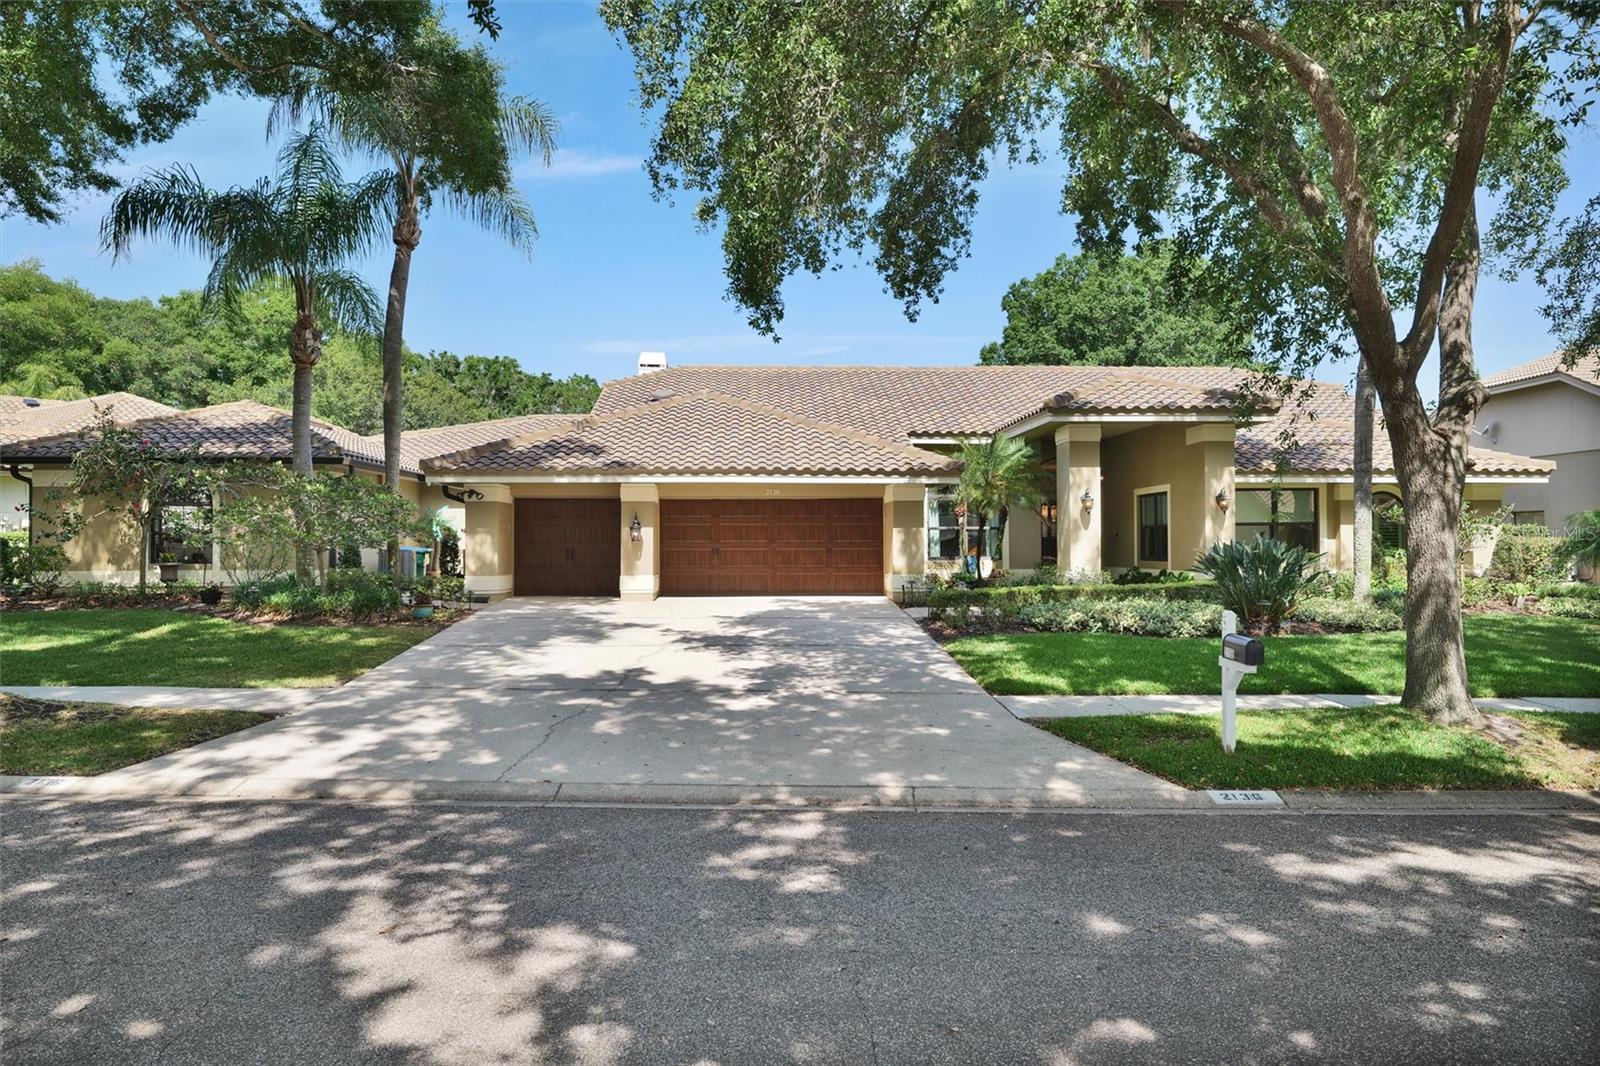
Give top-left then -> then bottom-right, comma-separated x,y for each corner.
637,350 -> 669,374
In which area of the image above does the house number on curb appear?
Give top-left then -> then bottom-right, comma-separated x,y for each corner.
1205,789 -> 1284,807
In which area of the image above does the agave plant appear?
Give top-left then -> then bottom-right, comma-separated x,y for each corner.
1195,536 -> 1324,633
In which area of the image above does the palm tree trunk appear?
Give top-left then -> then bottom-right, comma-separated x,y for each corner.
289,301 -> 321,582
1352,359 -> 1375,602
383,201 -> 421,588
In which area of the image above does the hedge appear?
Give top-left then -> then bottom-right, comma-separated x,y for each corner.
1490,526 -> 1563,582
1293,596 -> 1403,632
927,581 -> 1218,624
1020,598 -> 1220,638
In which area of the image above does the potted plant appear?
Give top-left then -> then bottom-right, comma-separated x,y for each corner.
157,552 -> 180,584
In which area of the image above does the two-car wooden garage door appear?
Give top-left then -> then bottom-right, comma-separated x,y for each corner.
660,498 -> 883,595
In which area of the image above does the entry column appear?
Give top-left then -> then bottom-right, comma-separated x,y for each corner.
464,485 -> 514,601
619,482 -> 661,601
1055,425 -> 1103,575
1186,424 -> 1237,552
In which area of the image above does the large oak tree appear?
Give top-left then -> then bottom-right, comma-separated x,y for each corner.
604,0 -> 1597,724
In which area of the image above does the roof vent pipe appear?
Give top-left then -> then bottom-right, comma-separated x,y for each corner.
637,351 -> 668,375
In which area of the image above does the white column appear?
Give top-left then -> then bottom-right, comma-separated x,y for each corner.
1055,425 -> 1102,575
619,482 -> 660,601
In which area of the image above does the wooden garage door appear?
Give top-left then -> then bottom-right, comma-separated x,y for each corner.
660,498 -> 882,595
514,498 -> 620,596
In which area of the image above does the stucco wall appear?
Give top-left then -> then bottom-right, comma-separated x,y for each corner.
1477,381 -> 1600,530
1100,425 -> 1207,571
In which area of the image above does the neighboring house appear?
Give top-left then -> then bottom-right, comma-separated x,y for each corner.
1476,351 -> 1600,532
0,396 -> 467,584
414,356 -> 1552,602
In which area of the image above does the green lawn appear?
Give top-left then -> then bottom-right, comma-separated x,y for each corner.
0,609 -> 435,688
0,695 -> 272,776
1039,706 -> 1600,790
947,614 -> 1600,697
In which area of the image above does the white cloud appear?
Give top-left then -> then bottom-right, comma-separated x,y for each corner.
520,149 -> 642,181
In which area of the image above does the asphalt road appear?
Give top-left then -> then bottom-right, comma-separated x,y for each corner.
3,800 -> 1597,1066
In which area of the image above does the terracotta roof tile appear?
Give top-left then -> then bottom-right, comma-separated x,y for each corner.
1482,350 -> 1600,390
380,414 -> 582,474
0,398 -> 387,469
424,390 -> 961,477
0,392 -> 176,444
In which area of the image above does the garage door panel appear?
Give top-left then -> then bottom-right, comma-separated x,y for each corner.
660,498 -> 882,596
515,498 -> 620,597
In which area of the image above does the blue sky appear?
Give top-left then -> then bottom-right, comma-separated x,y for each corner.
5,2 -> 1596,395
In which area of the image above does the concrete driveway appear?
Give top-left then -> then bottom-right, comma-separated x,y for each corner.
104,597 -> 1179,804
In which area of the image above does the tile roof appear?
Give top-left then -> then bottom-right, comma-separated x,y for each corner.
380,414 -> 583,474
594,365 -> 1272,439
424,390 -> 961,477
1481,350 -> 1600,390
0,392 -> 176,444
0,399 -> 389,469
1237,381 -> 1554,477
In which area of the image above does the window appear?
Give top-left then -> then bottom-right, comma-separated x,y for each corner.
1372,491 -> 1404,550
1038,502 -> 1057,563
1136,491 -> 1168,563
1236,488 -> 1319,552
926,489 -> 999,560
1512,510 -> 1546,527
150,490 -> 212,565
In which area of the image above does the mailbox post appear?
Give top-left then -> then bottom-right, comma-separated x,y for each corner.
1218,610 -> 1264,754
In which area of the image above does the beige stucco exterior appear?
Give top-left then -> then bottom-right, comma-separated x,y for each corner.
1475,379 -> 1600,531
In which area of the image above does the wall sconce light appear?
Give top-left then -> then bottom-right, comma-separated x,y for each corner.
1215,490 -> 1230,513
629,513 -> 643,542
1079,490 -> 1095,513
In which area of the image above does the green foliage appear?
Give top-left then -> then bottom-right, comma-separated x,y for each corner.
1537,195 -> 1600,361
980,244 -> 1254,366
927,580 -> 1217,626
1292,596 -> 1402,633
1537,581 -> 1600,602
1112,568 -> 1192,586
0,262 -> 600,429
210,466 -> 427,588
1555,509 -> 1600,573
1020,597 -> 1220,638
233,570 -> 403,620
0,1 -> 495,225
415,574 -> 465,605
1538,596 -> 1600,621
1490,524 -> 1564,582
64,580 -> 207,608
0,534 -> 67,598
1194,537 -> 1322,633
954,432 -> 1046,584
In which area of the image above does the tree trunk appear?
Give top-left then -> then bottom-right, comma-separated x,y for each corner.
973,509 -> 990,585
383,201 -> 420,589
1352,359 -> 1375,602
138,513 -> 150,592
289,304 -> 321,582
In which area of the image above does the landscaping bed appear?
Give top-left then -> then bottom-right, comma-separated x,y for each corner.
944,614 -> 1600,697
0,608 -> 439,688
0,694 -> 272,776
1035,705 -> 1600,790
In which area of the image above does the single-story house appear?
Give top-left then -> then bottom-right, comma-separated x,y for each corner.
1475,350 -> 1600,532
0,358 -> 1556,596
414,357 -> 1554,601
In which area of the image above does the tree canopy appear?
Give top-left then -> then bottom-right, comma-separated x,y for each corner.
978,244 -> 1254,367
0,260 -> 599,430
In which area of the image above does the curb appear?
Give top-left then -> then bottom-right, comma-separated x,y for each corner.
2,774 -> 1596,814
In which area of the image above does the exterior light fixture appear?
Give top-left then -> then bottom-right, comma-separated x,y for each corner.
1080,490 -> 1095,513
1215,490 -> 1230,513
629,513 -> 643,542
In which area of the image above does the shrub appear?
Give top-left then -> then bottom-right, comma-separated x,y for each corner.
0,538 -> 68,597
926,580 -> 1218,626
64,580 -> 204,607
1537,596 -> 1600,620
415,574 -> 465,605
1490,524 -> 1563,582
1536,581 -> 1600,602
1193,536 -> 1322,633
235,572 -> 402,620
1020,598 -> 1220,638
1555,509 -> 1600,575
1112,567 -> 1192,585
1293,596 -> 1403,632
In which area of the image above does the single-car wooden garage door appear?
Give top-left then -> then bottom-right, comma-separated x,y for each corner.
660,498 -> 883,595
514,498 -> 620,596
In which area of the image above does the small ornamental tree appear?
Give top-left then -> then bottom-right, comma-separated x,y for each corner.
30,411 -> 205,591
955,433 -> 1048,586
209,465 -> 428,590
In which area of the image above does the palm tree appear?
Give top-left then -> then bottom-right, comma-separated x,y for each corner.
274,23 -> 556,580
955,433 -> 1048,585
104,125 -> 390,479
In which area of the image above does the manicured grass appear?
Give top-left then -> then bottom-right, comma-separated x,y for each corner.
0,609 -> 435,688
0,695 -> 271,776
1040,706 -> 1600,790
947,614 -> 1600,697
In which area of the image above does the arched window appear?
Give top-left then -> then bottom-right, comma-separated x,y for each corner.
1373,491 -> 1404,551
